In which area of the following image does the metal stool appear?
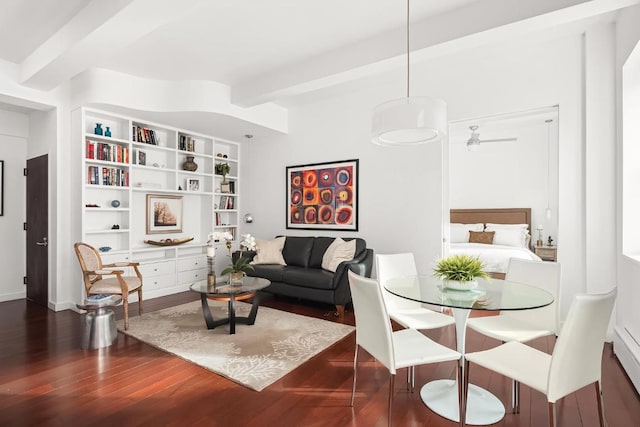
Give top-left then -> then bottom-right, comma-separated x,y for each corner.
77,295 -> 122,350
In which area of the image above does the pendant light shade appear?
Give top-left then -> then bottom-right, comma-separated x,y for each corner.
371,96 -> 447,146
371,0 -> 447,146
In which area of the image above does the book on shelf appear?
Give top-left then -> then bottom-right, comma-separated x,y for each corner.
86,140 -> 129,164
178,134 -> 195,152
132,125 -> 158,145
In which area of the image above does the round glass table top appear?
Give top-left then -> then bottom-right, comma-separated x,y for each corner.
190,276 -> 270,296
384,275 -> 554,311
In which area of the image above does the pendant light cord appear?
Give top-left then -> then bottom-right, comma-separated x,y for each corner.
406,0 -> 410,99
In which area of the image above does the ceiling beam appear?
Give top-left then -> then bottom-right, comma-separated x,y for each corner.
232,0 -> 639,107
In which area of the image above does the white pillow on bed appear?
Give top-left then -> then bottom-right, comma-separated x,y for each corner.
485,226 -> 528,247
450,223 -> 484,243
486,223 -> 528,229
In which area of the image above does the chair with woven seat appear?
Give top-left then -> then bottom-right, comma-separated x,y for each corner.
348,271 -> 464,427
74,242 -> 143,330
463,289 -> 616,427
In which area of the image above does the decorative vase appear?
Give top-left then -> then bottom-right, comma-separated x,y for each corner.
182,156 -> 198,172
94,123 -> 103,135
207,246 -> 216,288
444,279 -> 478,291
105,126 -> 112,137
229,272 -> 244,285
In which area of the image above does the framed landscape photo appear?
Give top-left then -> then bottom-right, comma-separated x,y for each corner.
146,194 -> 183,234
286,159 -> 358,231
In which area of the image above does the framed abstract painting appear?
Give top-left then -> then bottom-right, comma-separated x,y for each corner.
286,159 -> 358,231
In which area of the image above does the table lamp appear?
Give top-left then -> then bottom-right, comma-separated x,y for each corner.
536,225 -> 544,247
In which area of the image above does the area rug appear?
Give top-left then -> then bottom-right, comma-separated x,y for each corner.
117,300 -> 354,391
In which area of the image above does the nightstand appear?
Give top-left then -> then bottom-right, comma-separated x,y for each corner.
535,246 -> 557,262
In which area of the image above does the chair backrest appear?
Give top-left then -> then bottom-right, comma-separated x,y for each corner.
547,289 -> 616,402
504,258 -> 561,333
74,242 -> 104,291
375,253 -> 420,311
348,270 -> 396,374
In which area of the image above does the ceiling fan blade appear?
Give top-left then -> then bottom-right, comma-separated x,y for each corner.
479,137 -> 518,143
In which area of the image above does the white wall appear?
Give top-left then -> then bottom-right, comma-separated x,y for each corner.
615,3 -> 640,394
0,109 -> 27,301
450,119 -> 559,241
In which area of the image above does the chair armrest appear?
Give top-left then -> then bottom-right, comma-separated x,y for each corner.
104,262 -> 140,267
89,269 -> 125,275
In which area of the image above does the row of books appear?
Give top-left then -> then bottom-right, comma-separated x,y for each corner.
87,166 -> 129,187
133,125 -> 159,145
178,134 -> 196,152
218,195 -> 235,210
86,140 -> 130,163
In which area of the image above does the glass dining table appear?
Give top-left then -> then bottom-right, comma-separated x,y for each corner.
384,275 -> 554,425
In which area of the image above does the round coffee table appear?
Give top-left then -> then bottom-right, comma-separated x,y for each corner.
190,276 -> 270,334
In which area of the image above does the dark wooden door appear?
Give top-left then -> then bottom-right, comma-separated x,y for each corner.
26,155 -> 48,306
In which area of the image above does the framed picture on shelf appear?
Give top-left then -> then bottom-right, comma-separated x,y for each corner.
0,160 -> 3,216
146,194 -> 183,234
187,178 -> 200,192
137,150 -> 146,166
286,158 -> 358,231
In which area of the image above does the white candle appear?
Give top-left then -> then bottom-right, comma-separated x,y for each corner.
537,224 -> 543,231
207,246 -> 216,257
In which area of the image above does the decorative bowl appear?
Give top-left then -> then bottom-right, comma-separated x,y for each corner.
444,279 -> 478,291
98,246 -> 112,252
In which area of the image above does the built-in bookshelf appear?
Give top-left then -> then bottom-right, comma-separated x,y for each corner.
72,108 -> 240,300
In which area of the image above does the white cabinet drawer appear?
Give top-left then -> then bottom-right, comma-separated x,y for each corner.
139,261 -> 175,277
177,256 -> 207,272
145,274 -> 176,290
178,268 -> 207,284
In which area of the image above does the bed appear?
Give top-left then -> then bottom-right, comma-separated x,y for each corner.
449,208 -> 542,279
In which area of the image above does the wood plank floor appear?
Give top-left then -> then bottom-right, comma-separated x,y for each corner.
1,293 -> 638,426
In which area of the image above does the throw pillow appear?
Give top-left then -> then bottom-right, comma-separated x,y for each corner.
251,237 -> 286,265
468,231 -> 495,244
321,238 -> 356,272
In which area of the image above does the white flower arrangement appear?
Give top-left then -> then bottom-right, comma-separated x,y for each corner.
239,234 -> 256,252
207,231 -> 233,245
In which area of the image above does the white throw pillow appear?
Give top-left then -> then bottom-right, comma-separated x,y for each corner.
251,237 -> 286,265
450,223 -> 484,243
322,238 -> 356,272
485,227 -> 527,247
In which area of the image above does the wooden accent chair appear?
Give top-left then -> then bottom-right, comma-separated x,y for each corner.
74,242 -> 143,330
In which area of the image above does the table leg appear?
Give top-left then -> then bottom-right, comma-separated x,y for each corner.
228,297 -> 236,334
199,294 -> 231,331
420,307 -> 505,425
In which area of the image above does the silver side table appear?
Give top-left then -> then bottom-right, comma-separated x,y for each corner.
77,295 -> 122,350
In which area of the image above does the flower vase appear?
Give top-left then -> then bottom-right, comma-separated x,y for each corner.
229,272 -> 244,285
105,126 -> 112,137
444,279 -> 478,291
182,156 -> 198,172
94,123 -> 103,135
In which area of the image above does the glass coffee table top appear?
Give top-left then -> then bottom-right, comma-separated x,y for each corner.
190,276 -> 270,296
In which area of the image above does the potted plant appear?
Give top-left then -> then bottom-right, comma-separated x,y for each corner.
220,234 -> 256,284
433,254 -> 489,290
215,162 -> 231,193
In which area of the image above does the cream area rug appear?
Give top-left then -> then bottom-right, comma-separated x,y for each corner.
117,300 -> 354,391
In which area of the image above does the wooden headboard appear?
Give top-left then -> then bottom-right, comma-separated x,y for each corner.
450,208 -> 531,232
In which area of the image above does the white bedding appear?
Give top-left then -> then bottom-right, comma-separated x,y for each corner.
449,242 -> 542,274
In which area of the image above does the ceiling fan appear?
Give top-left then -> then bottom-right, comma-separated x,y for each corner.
465,125 -> 517,150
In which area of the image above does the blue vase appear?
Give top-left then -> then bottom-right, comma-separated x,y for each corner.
105,126 -> 112,137
94,123 -> 103,135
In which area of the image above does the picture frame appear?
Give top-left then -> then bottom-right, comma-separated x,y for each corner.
146,194 -> 183,234
286,159 -> 358,231
137,150 -> 146,166
0,160 -> 3,216
187,178 -> 200,192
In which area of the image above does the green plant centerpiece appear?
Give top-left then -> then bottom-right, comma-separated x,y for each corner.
433,254 -> 489,290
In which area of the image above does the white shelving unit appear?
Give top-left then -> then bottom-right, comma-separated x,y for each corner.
72,108 -> 241,300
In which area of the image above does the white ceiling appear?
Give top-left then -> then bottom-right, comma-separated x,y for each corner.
0,0 -> 636,111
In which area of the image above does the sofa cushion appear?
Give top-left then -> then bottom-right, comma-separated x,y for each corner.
282,266 -> 335,290
252,237 -> 286,265
247,264 -> 286,283
309,237 -> 336,268
281,236 -> 314,267
322,238 -> 356,272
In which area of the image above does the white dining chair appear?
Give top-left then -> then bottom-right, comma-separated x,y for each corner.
376,253 -> 455,330
463,289 -> 616,427
466,258 -> 561,412
347,271 -> 464,427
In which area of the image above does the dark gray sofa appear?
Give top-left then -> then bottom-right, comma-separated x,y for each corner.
235,236 -> 373,317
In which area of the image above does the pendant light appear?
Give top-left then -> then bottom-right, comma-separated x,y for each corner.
371,0 -> 447,146
545,119 -> 553,220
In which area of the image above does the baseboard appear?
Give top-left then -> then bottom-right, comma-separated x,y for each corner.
613,325 -> 640,394
0,291 -> 26,302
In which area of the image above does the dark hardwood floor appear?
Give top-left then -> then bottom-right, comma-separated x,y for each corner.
1,293 -> 638,426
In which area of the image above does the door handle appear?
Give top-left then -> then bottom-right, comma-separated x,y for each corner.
36,237 -> 48,247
